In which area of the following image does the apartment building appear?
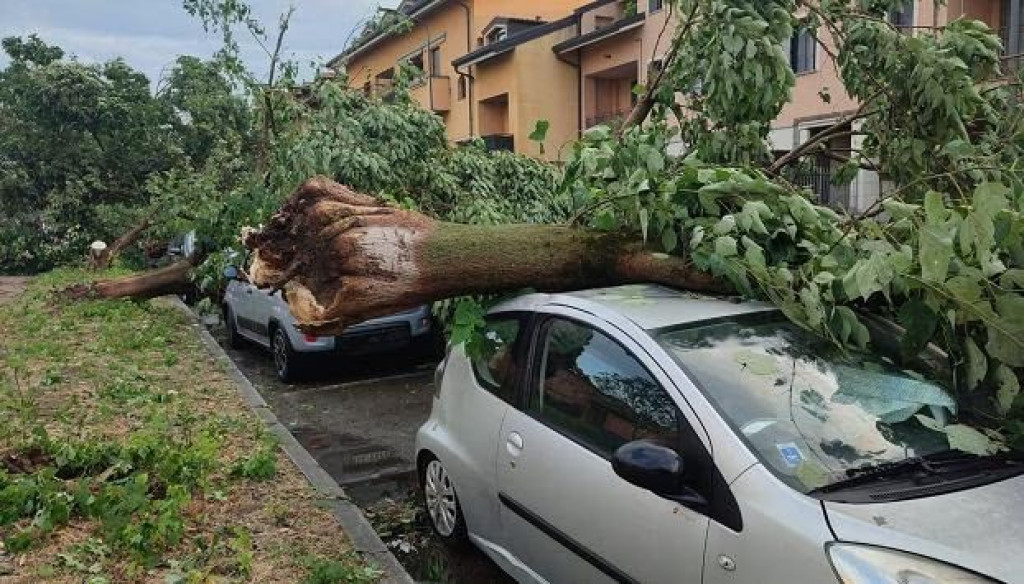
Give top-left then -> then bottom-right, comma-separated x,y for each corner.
333,0 -> 1023,210
332,0 -> 591,160
772,0 -> 1022,212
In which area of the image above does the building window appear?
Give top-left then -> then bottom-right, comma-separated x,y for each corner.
889,1 -> 915,29
429,46 -> 442,76
457,76 -> 467,100
648,0 -> 664,13
790,29 -> 816,74
485,26 -> 507,45
405,51 -> 425,83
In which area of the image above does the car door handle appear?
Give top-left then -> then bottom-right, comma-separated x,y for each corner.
506,432 -> 524,457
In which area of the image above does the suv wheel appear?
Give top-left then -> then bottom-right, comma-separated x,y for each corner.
271,328 -> 301,382
422,457 -> 467,542
224,306 -> 244,349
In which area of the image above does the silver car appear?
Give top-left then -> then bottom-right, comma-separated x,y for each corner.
222,267 -> 433,382
415,284 -> 1023,584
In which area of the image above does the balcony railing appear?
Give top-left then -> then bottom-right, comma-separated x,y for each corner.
410,76 -> 451,113
1002,53 -> 1024,75
481,134 -> 515,152
784,154 -> 851,210
586,108 -> 632,129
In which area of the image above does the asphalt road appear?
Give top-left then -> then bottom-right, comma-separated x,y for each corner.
209,324 -> 514,583
211,327 -> 436,488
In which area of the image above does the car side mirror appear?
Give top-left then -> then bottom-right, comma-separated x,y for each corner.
223,265 -> 240,280
612,441 -> 707,506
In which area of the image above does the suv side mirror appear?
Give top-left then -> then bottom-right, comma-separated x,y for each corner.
223,265 -> 240,280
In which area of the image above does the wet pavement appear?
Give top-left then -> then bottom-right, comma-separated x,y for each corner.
211,327 -> 436,487
209,325 -> 513,583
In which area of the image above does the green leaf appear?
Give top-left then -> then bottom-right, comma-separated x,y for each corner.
945,424 -> 1002,455
661,226 -> 678,253
964,337 -> 987,391
919,223 -> 954,282
994,364 -> 1020,415
592,208 -> 617,231
528,119 -> 550,143
833,306 -> 869,348
742,236 -> 767,271
924,191 -> 948,226
1000,269 -> 1024,290
715,236 -> 738,257
689,226 -> 705,249
986,294 -> 1024,367
897,299 -> 937,358
713,215 -> 737,235
882,199 -> 920,221
646,150 -> 665,174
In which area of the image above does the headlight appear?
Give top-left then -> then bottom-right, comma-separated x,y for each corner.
828,543 -> 997,583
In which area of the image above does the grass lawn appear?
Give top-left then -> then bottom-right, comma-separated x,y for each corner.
0,270 -> 378,583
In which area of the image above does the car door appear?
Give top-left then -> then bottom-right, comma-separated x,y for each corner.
497,308 -> 711,584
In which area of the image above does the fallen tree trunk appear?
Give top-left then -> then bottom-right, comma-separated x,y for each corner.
244,177 -> 726,335
66,257 -> 195,300
88,214 -> 155,270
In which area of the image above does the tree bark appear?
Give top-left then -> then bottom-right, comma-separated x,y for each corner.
245,177 -> 726,335
66,258 -> 195,300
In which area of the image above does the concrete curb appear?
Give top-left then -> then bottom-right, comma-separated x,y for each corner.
168,298 -> 415,584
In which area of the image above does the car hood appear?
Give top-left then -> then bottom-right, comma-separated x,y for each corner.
823,474 -> 1024,582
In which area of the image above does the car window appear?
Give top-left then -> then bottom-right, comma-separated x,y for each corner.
529,318 -> 681,456
470,316 -> 521,403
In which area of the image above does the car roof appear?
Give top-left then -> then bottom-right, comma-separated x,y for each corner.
490,284 -> 777,330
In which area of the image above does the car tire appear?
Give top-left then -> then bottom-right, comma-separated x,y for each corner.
224,306 -> 245,349
421,455 -> 468,544
271,327 -> 303,383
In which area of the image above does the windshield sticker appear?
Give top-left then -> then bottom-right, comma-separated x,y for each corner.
776,442 -> 804,468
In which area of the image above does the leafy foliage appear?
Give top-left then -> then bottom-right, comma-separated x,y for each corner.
0,35 -> 252,273
561,0 -> 1024,444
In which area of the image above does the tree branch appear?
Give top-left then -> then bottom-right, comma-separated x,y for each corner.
617,3 -> 699,136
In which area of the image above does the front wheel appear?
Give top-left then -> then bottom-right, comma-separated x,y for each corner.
422,457 -> 467,543
271,328 -> 302,383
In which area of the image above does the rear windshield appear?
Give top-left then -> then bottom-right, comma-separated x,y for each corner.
654,315 -> 983,494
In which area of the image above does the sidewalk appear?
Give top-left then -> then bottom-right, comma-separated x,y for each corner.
0,277 -> 28,306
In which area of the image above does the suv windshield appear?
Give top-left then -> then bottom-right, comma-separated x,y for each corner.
654,313 -> 998,494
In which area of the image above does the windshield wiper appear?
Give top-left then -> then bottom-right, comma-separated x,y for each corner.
810,451 -> 1024,496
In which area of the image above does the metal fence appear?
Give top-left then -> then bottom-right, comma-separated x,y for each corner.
786,155 -> 852,210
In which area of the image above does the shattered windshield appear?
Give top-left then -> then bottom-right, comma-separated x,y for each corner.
654,314 -> 998,494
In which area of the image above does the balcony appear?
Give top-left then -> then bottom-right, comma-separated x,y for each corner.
410,76 -> 451,113
586,108 -> 632,129
481,134 -> 515,152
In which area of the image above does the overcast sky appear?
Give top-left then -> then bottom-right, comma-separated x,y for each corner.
0,0 -> 400,87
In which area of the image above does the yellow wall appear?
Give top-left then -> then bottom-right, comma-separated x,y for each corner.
512,25 -> 580,161
345,4 -> 473,142
344,0 -> 592,148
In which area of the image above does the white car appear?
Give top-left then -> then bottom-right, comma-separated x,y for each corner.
416,284 -> 1022,584
222,266 -> 434,381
